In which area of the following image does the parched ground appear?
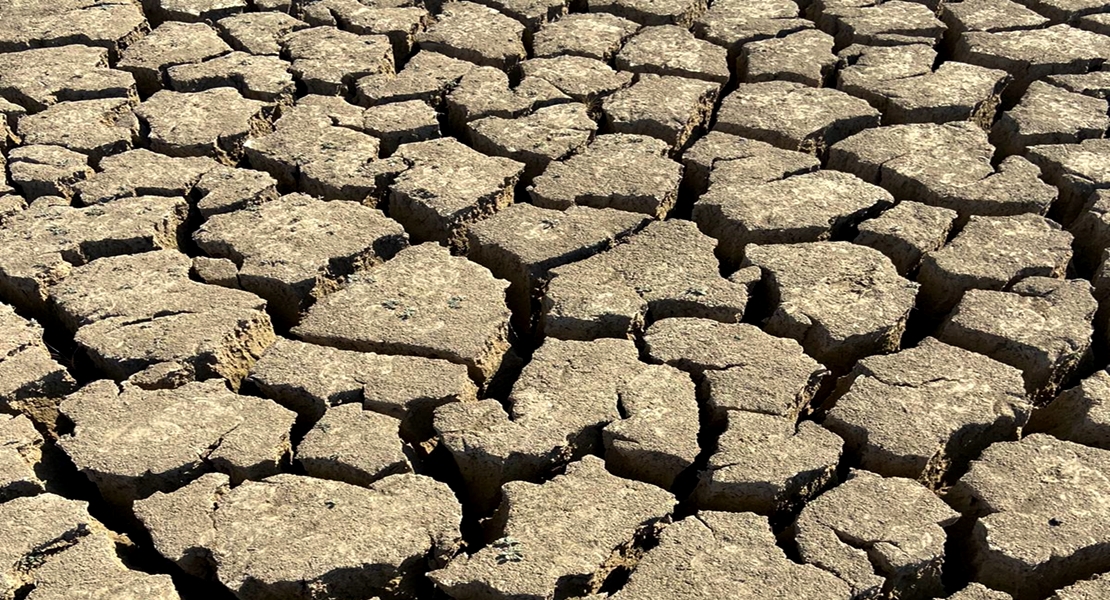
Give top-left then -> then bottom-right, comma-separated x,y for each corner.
3,0 -> 1110,599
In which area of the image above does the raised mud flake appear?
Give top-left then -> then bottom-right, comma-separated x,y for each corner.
917,213 -> 1073,316
194,193 -> 407,326
0,494 -> 181,600
417,2 -> 527,70
355,50 -> 477,108
16,98 -> 138,165
429,456 -> 674,600
466,203 -> 648,325
611,512 -> 853,599
744,241 -> 918,370
460,0 -> 568,33
146,0 -> 246,23
296,0 -> 431,65
681,130 -> 820,196
816,0 -> 947,48
217,12 -> 308,56
829,122 -> 1058,218
1029,370 -> 1110,450
949,435 -> 1110,600
691,0 -> 811,58
716,81 -> 880,155
854,201 -> 957,276
283,26 -> 394,96
0,197 -> 188,317
532,12 -> 640,61
1080,11 -> 1110,34
836,43 -> 935,100
444,66 -> 571,129
468,103 -> 597,181
0,303 -> 75,408
118,22 -> 232,97
740,29 -> 837,87
0,0 -> 146,61
73,149 -> 219,206
1027,138 -> 1110,226
693,169 -> 894,264
941,0 -> 1049,38
644,317 -> 829,423
0,45 -> 136,114
992,80 -> 1110,157
57,379 -> 295,506
0,414 -> 45,502
825,337 -> 1030,483
953,24 -> 1110,103
615,25 -> 730,84
588,0 -> 706,26
937,277 -> 1096,398
296,403 -> 412,487
542,220 -> 751,340
134,472 -> 231,578
519,55 -> 634,105
1050,573 -> 1110,599
388,137 -> 524,250
1048,71 -> 1110,99
1019,0 -> 1110,23
6,145 -> 93,202
47,250 -> 276,387
246,338 -> 476,439
363,100 -> 441,156
294,243 -> 511,384
696,413 -> 843,514
949,583 -> 1015,600
164,473 -> 462,600
166,52 -> 296,104
135,88 -> 271,164
530,134 -> 683,218
794,470 -> 960,600
602,74 -> 719,151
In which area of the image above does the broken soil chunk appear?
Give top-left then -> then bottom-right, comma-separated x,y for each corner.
146,0 -> 246,24
0,414 -> 45,502
602,74 -> 719,151
296,403 -> 412,487
355,50 -> 477,107
133,472 -> 230,578
136,88 -> 271,164
152,473 -> 462,600
58,379 -> 294,506
467,203 -> 648,326
744,241 -> 918,370
283,26 -> 395,96
938,277 -> 1096,399
0,303 -> 75,408
445,66 -> 571,129
949,583 -> 1015,600
740,29 -> 837,87
294,243 -> 511,384
941,0 -> 1048,38
519,55 -> 633,104
1047,71 -> 1110,99
692,0 -> 813,58
693,169 -> 894,263
118,22 -> 232,97
429,456 -> 673,600
854,201 -> 957,276
589,0 -> 705,26
48,250 -> 276,387
435,338 -> 695,510
295,0 -> 431,64
530,134 -> 683,218
542,220 -> 751,340
992,80 -> 1110,156
0,45 -> 136,114
1028,370 -> 1110,450
389,137 -> 524,250
246,338 -> 476,439
0,493 -> 181,600
467,103 -> 596,181
644,318 -> 829,423
16,98 -> 138,165
950,434 -> 1110,600
794,470 -> 960,600
417,2 -> 527,70
681,131 -> 820,196
362,99 -> 441,156
166,52 -> 296,104
1027,138 -> 1110,226
194,164 -> 279,217
611,511 -> 853,599
1050,574 -> 1110,599
0,0 -> 147,61
217,12 -> 309,56
829,121 -> 1058,218
826,337 -> 1030,484
816,0 -> 947,48
715,81 -> 880,155
7,145 -> 93,202
615,25 -> 730,84
74,149 -> 218,206
0,197 -> 188,317
194,193 -> 407,326
532,12 -> 640,61
917,213 -> 1073,316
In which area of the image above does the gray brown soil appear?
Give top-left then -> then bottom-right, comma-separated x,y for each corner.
2,1 -> 1110,599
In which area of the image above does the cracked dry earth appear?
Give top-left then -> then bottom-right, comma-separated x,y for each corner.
7,2 -> 1110,600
